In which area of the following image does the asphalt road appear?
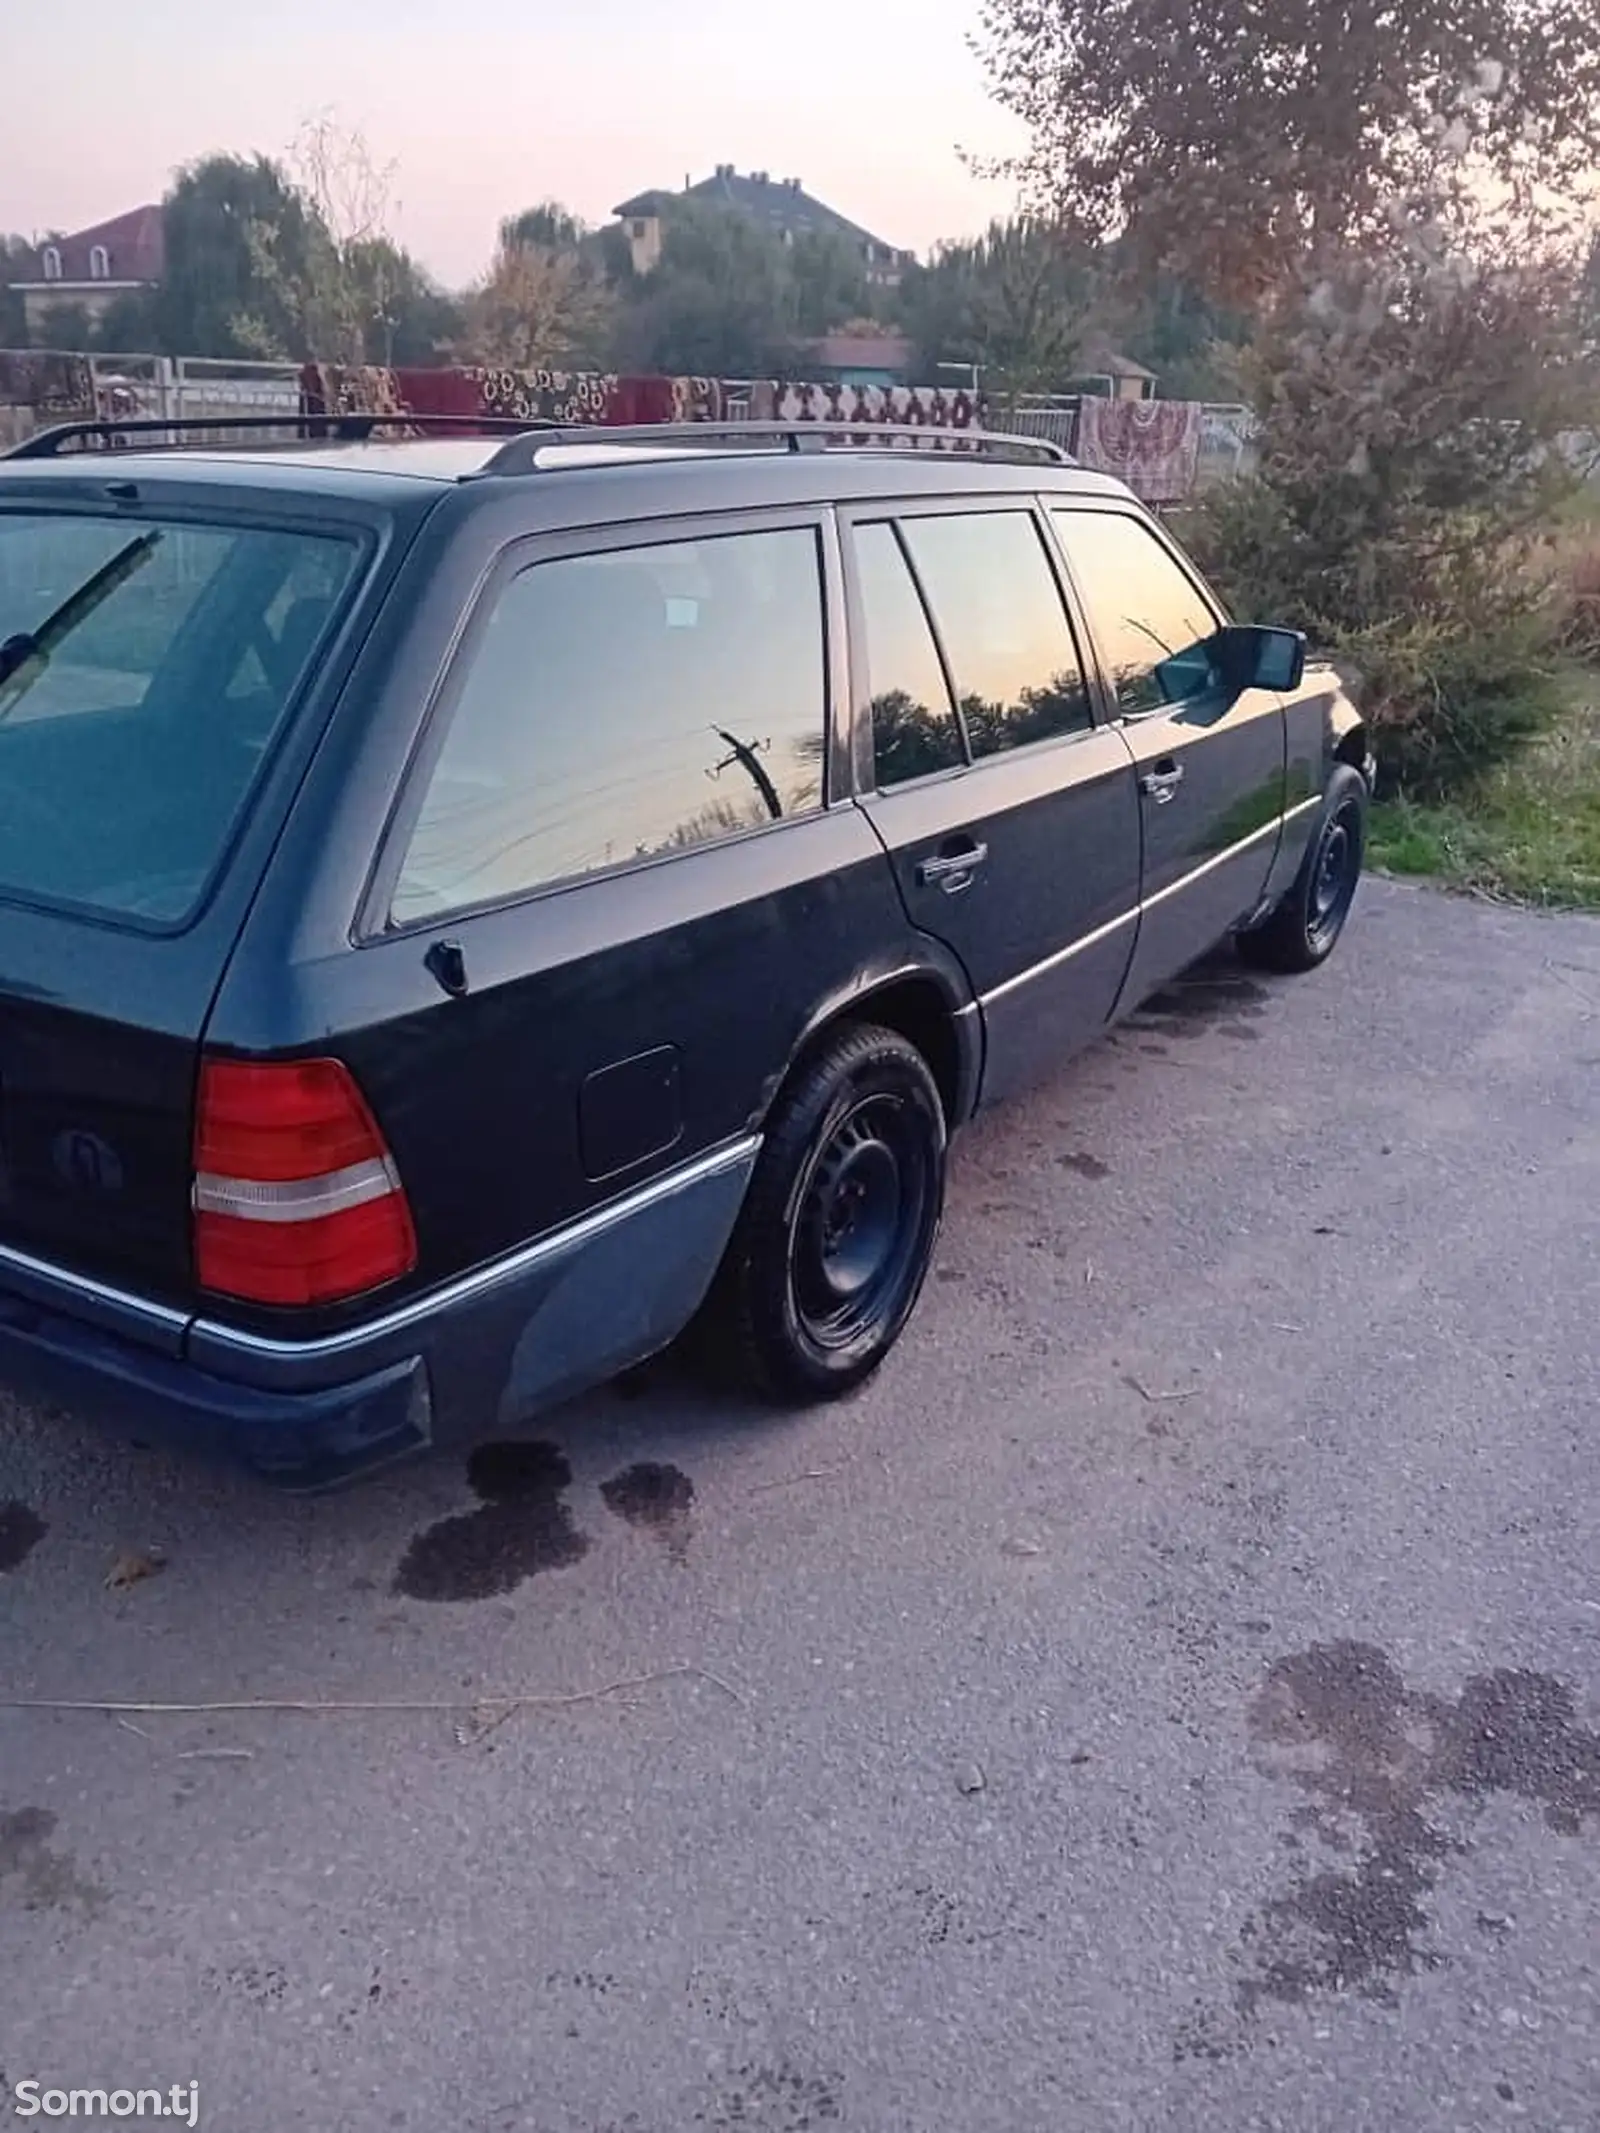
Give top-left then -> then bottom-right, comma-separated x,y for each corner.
3,878 -> 1599,2133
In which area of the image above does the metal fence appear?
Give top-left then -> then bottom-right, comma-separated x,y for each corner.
1,352 -> 1274,497
0,354 -> 303,450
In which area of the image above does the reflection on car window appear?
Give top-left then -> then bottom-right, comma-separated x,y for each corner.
394,526 -> 826,922
899,511 -> 1093,759
853,521 -> 964,788
1051,509 -> 1220,714
0,513 -> 360,926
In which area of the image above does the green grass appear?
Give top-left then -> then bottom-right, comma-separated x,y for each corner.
1369,666 -> 1600,908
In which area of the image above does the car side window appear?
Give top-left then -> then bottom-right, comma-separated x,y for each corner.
852,521 -> 965,788
392,525 -> 827,924
898,511 -> 1094,760
1051,509 -> 1222,716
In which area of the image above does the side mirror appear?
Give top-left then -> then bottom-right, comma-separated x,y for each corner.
1217,624 -> 1306,695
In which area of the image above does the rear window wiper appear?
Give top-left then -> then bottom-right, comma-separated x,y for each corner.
0,531 -> 163,702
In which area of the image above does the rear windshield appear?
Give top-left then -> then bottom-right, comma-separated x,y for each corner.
0,510 -> 364,927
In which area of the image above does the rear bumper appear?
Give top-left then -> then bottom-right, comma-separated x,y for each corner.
0,1287 -> 430,1491
0,1133 -> 761,1490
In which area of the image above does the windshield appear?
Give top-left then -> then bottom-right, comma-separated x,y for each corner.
0,510 -> 363,926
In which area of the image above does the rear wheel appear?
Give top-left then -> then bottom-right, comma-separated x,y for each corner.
706,1023 -> 947,1402
1239,765 -> 1367,974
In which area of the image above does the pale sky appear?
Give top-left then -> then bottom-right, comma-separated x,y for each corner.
6,0 -> 1030,287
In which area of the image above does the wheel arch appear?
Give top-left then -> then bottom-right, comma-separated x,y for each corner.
763,954 -> 981,1136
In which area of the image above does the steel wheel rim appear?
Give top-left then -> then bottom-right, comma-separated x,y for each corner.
1307,800 -> 1361,952
791,1092 -> 932,1352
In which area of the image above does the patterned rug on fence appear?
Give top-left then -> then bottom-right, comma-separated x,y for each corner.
1074,397 -> 1203,501
299,365 -> 726,431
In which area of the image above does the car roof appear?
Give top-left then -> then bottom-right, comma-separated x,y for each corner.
0,431 -> 1140,520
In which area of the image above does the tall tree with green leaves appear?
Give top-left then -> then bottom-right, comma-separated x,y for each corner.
460,203 -> 614,369
619,201 -> 804,378
158,153 -> 315,358
896,218 -> 1097,403
978,0 -> 1600,301
0,237 -> 31,346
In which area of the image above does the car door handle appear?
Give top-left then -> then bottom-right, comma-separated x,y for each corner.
1140,762 -> 1185,804
916,841 -> 989,892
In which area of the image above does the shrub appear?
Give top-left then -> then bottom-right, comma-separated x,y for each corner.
1189,242 -> 1598,796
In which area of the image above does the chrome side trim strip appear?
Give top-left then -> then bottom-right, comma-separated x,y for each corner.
193,1132 -> 763,1363
978,802 -> 1320,1011
0,1240 -> 190,1335
1138,808 -> 1291,916
981,904 -> 1138,1009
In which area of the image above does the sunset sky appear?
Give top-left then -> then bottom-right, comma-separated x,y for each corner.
8,0 -> 1030,285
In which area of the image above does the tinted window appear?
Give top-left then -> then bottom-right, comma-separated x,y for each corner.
394,526 -> 826,922
1052,510 -> 1221,714
0,513 -> 361,926
899,512 -> 1093,759
852,521 -> 963,788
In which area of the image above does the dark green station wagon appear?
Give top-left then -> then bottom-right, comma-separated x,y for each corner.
0,416 -> 1371,1485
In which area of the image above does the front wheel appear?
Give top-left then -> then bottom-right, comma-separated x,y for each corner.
706,1023 -> 947,1402
1239,765 -> 1368,974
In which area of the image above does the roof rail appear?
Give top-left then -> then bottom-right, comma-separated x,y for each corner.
5,412 -> 563,460
474,420 -> 1073,476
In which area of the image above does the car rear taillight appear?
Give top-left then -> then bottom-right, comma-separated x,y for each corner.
192,1058 -> 417,1307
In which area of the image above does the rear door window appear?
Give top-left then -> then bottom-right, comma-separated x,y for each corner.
392,524 -> 827,924
851,521 -> 965,788
0,512 -> 362,925
898,511 -> 1094,759
1050,509 -> 1222,713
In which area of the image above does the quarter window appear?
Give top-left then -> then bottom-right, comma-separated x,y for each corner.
1051,509 -> 1222,715
393,526 -> 827,923
898,512 -> 1093,760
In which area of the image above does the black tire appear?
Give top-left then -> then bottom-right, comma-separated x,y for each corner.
706,1022 -> 947,1403
1238,765 -> 1367,975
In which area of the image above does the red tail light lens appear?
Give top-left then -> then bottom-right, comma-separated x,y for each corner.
193,1057 -> 417,1307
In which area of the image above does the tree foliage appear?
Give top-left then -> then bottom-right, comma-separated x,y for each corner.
1194,235 -> 1600,791
460,213 -> 615,370
0,237 -> 30,346
897,217 -> 1097,401
618,202 -> 874,378
158,153 -> 316,359
159,133 -> 459,364
620,202 -> 801,377
978,0 -> 1600,301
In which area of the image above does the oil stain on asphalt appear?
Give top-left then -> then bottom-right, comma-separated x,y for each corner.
601,1461 -> 695,1565
1130,966 -> 1270,1044
0,1501 -> 46,1573
1240,1640 -> 1600,2012
1058,1152 -> 1112,1180
0,1807 -> 106,1914
393,1441 -> 590,1603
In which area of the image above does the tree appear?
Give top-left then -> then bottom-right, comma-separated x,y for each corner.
158,153 -> 315,358
29,301 -> 95,353
500,201 -> 587,253
897,218 -> 1097,403
978,0 -> 1600,301
1111,270 -> 1254,402
788,230 -> 872,339
1194,234 -> 1599,792
617,201 -> 885,378
342,240 -> 462,365
0,237 -> 30,346
619,200 -> 802,377
91,288 -> 161,354
460,206 -> 615,369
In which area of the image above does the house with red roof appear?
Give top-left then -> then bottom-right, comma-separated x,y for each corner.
7,205 -> 165,339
